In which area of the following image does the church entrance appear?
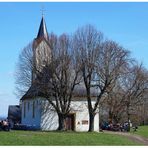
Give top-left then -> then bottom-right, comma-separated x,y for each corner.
65,113 -> 75,131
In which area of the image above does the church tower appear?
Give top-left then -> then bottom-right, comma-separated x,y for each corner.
32,16 -> 51,83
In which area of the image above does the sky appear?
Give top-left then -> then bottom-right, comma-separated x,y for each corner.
1,2 -> 148,117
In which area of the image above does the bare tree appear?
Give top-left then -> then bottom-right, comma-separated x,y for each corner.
93,40 -> 130,131
101,63 -> 148,128
73,25 -> 130,131
133,94 -> 148,125
73,25 -> 103,132
101,84 -> 126,124
118,64 -> 148,130
16,33 -> 81,130
34,34 -> 81,130
15,42 -> 33,98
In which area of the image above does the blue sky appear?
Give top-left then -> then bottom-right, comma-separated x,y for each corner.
0,2 -> 148,117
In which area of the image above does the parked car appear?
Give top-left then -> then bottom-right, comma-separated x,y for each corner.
0,120 -> 10,131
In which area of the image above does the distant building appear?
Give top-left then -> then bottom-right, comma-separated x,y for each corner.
20,16 -> 99,131
7,105 -> 21,127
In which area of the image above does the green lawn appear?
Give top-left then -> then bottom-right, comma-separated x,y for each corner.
131,125 -> 148,138
0,130 -> 142,146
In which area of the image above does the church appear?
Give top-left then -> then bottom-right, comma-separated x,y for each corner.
20,16 -> 99,131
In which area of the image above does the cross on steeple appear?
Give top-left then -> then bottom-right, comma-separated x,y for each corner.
40,5 -> 45,16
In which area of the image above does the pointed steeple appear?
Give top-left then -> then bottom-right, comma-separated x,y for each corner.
37,16 -> 49,41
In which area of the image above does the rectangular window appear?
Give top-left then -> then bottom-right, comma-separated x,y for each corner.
32,101 -> 35,118
24,102 -> 26,118
82,120 -> 88,125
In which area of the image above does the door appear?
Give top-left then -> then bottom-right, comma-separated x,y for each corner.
65,114 -> 75,131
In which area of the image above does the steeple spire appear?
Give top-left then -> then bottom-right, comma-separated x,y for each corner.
37,16 -> 49,41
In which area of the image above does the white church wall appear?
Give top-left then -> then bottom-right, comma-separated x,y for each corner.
70,101 -> 89,131
70,100 -> 99,132
40,100 -> 58,131
75,110 -> 90,131
21,98 -> 41,129
94,112 -> 99,131
21,98 -> 99,132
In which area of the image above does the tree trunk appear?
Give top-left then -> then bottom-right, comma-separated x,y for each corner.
113,115 -> 120,124
57,113 -> 66,131
127,104 -> 130,132
109,110 -> 113,124
88,112 -> 95,132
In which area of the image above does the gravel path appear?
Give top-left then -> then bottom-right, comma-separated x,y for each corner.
103,130 -> 148,145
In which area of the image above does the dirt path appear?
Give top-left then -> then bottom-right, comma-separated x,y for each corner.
103,130 -> 148,145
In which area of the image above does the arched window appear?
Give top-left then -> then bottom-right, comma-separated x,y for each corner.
28,102 -> 30,111
24,102 -> 26,118
32,101 -> 35,118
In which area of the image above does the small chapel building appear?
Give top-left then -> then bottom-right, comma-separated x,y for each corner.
20,16 -> 99,131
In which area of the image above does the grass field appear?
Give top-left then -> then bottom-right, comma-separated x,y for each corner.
0,130 -> 142,146
131,125 -> 148,138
